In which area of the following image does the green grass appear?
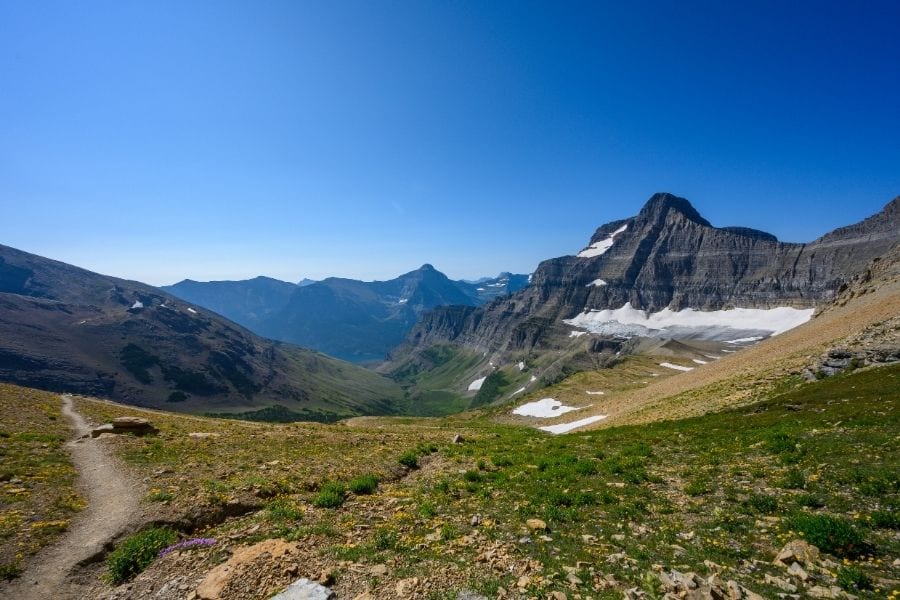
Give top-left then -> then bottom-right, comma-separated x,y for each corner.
312,481 -> 347,508
67,364 -> 900,598
106,527 -> 178,584
348,474 -> 379,495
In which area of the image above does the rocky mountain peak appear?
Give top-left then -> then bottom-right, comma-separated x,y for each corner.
637,192 -> 712,227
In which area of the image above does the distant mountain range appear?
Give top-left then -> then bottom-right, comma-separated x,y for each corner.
0,244 -> 404,420
163,267 -> 529,362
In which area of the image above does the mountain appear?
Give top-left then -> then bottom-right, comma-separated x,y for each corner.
162,276 -> 298,331
0,244 -> 403,420
251,264 -> 478,362
165,266 -> 530,363
456,272 -> 530,304
397,193 -> 900,362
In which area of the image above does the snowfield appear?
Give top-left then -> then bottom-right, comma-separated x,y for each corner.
660,362 -> 694,372
512,398 -> 582,418
563,302 -> 814,341
577,224 -> 628,258
539,415 -> 608,434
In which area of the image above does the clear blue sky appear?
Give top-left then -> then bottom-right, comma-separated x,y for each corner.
2,1 -> 899,285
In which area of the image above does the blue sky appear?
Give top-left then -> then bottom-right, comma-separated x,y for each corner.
2,1 -> 899,285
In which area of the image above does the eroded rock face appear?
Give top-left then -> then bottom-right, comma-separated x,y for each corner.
400,193 -> 900,357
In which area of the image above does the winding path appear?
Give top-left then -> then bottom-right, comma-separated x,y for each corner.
1,395 -> 143,599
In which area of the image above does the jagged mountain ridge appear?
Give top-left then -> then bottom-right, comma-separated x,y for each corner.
165,266 -> 529,363
0,244 -> 403,418
401,193 -> 900,357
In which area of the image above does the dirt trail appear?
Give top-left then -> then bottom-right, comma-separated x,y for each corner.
1,395 -> 144,599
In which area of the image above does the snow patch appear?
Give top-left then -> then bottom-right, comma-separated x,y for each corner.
540,415 -> 608,434
585,390 -> 605,396
517,361 -> 525,371
511,387 -> 526,396
569,330 -> 588,338
398,298 -> 408,304
725,336 -> 765,344
692,359 -> 707,365
476,287 -> 485,291
187,307 -> 198,314
130,300 -> 144,309
468,377 -> 487,391
587,279 -> 608,287
660,362 -> 694,372
529,375 -> 537,383
513,398 -> 582,418
564,303 -> 813,341
577,225 -> 628,258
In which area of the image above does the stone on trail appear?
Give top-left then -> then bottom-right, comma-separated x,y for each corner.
270,578 -> 335,600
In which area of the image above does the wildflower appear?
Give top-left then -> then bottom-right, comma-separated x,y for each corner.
157,537 -> 216,558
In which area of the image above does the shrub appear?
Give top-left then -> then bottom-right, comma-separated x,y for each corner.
744,493 -> 778,514
398,450 -> 419,469
870,510 -> 899,530
265,497 -> 303,522
348,474 -> 379,495
836,565 -> 872,591
106,527 -> 178,584
0,561 -> 21,581
684,479 -> 710,496
313,481 -> 346,508
787,513 -> 868,557
779,468 -> 806,489
373,527 -> 399,551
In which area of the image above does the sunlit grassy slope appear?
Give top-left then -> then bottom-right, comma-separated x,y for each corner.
66,364 -> 899,598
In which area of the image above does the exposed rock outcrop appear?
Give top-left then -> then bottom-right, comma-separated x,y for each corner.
399,193 -> 900,358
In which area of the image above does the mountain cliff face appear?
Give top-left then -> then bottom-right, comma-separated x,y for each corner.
0,244 -> 403,418
401,193 -> 900,357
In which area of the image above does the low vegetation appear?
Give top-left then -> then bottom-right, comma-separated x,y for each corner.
65,364 -> 897,598
0,385 -> 83,579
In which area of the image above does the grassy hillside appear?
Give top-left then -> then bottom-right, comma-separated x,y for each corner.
35,363 -> 898,599
0,385 -> 83,579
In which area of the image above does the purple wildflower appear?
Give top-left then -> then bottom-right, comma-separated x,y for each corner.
158,537 -> 217,558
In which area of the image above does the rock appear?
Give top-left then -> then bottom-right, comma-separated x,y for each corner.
525,518 -> 547,531
764,574 -> 797,593
456,592 -> 488,600
315,568 -> 336,586
774,539 -> 820,566
196,539 -> 299,600
91,417 -> 158,437
786,562 -> 809,581
368,564 -> 388,577
270,578 -> 335,600
517,575 -> 530,589
550,592 -> 568,600
470,514 -> 481,527
352,593 -> 374,600
395,578 -> 419,596
807,586 -> 841,599
726,580 -> 742,599
565,572 -> 583,585
452,434 -> 464,444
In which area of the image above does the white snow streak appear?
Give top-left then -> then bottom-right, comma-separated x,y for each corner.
587,279 -> 608,287
585,390 -> 605,396
692,359 -> 707,365
577,225 -> 628,258
660,362 -> 694,372
540,415 -> 608,434
513,398 -> 582,418
468,377 -> 487,391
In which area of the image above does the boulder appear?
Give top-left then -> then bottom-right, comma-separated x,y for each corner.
774,539 -> 820,566
270,578 -> 334,600
91,417 -> 157,437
